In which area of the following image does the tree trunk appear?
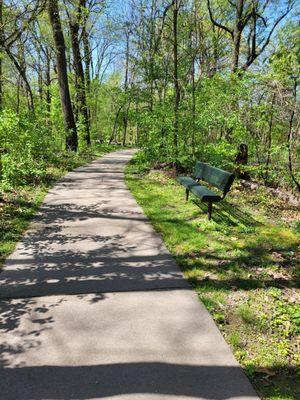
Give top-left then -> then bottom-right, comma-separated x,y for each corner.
0,0 -> 3,111
5,45 -> 34,112
173,0 -> 180,159
264,92 -> 276,184
37,52 -> 43,102
82,17 -> 91,128
48,0 -> 78,151
45,48 -> 51,116
109,105 -> 122,144
231,0 -> 244,73
122,28 -> 130,146
190,6 -> 197,157
122,110 -> 128,146
69,0 -> 90,145
16,75 -> 21,113
81,1 -> 91,93
287,80 -> 300,191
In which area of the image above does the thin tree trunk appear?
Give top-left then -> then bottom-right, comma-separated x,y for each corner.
190,7 -> 197,157
48,0 -> 78,151
173,0 -> 180,159
148,0 -> 155,112
122,29 -> 130,146
82,18 -> 91,128
37,52 -> 43,101
122,110 -> 128,146
16,75 -> 21,113
109,106 -> 122,144
45,48 -> 51,116
0,0 -> 3,111
82,2 -> 91,92
5,45 -> 34,111
287,80 -> 300,191
264,92 -> 276,184
232,0 -> 244,73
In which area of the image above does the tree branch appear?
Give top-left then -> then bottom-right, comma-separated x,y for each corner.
207,0 -> 233,37
242,2 -> 293,70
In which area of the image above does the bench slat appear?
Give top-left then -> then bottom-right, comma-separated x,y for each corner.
195,162 -> 235,194
177,176 -> 198,189
190,185 -> 221,202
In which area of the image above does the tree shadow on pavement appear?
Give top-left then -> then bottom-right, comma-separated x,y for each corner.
0,362 -> 259,399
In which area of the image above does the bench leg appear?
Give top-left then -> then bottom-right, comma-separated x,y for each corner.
208,202 -> 212,220
185,188 -> 189,201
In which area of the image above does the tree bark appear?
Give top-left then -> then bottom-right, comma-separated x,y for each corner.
48,0 -> 78,151
82,15 -> 91,128
232,0 -> 244,73
173,0 -> 180,159
69,0 -> 90,145
264,92 -> 276,184
122,28 -> 130,146
287,80 -> 300,191
4,45 -> 34,111
81,1 -> 91,92
45,47 -> 51,116
0,0 -> 3,111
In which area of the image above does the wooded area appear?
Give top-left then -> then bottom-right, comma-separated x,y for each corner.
0,0 -> 298,191
0,2 -> 299,399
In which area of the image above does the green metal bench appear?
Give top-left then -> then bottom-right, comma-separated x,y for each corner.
177,161 -> 235,220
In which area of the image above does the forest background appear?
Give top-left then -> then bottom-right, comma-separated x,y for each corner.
0,0 -> 298,190
0,1 -> 299,399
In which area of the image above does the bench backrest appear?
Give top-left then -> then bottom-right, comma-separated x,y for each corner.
194,161 -> 235,196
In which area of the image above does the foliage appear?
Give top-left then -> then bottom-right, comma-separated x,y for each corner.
135,70 -> 299,188
0,1 -> 299,190
0,110 -> 53,187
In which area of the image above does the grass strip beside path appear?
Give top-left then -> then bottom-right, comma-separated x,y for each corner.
125,155 -> 300,400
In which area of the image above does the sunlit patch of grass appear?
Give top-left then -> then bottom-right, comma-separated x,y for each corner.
126,156 -> 300,400
0,187 -> 45,268
237,304 -> 257,324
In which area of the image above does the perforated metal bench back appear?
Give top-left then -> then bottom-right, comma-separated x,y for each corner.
194,161 -> 235,194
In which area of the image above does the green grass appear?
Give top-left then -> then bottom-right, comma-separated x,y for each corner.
125,154 -> 300,400
0,144 -> 122,269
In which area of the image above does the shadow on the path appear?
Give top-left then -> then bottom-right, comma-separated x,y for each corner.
0,293 -> 107,370
0,201 -> 189,299
0,362 -> 258,399
0,149 -> 188,297
0,293 -> 258,400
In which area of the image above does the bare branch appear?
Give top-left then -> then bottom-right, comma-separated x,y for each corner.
207,0 -> 233,37
242,2 -> 293,70
5,0 -> 47,48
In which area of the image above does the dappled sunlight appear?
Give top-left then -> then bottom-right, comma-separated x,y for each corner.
0,287 -> 258,399
0,151 -> 189,299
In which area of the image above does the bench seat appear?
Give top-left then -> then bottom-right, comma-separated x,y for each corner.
177,176 -> 198,189
190,185 -> 221,202
177,176 -> 221,201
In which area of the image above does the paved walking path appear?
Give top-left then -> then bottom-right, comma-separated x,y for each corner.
0,149 -> 259,399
